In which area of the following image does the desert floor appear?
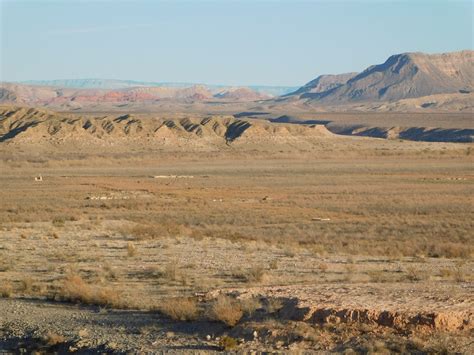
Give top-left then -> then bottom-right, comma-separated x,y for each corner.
0,136 -> 473,353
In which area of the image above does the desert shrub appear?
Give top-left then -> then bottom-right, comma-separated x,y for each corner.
159,297 -> 199,321
240,297 -> 262,317
265,298 -> 284,314
121,222 -> 186,240
43,332 -> 66,346
163,262 -> 179,281
219,336 -> 238,351
126,242 -> 137,257
232,266 -> 265,283
0,282 -> 13,298
57,274 -> 123,308
246,266 -> 265,283
404,266 -> 425,282
269,259 -> 278,270
440,264 -> 466,282
207,295 -> 243,327
52,216 -> 66,227
126,224 -> 156,239
19,277 -> 34,293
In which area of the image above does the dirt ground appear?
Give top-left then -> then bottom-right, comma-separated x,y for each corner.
0,134 -> 473,353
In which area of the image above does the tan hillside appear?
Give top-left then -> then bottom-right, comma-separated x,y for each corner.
0,106 -> 335,148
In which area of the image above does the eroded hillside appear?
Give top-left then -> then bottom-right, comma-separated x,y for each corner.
0,106 -> 334,149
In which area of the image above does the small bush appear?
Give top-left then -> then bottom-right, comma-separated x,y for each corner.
126,242 -> 137,257
19,277 -> 34,293
233,266 -> 266,283
269,259 -> 278,270
127,224 -> 156,239
57,274 -> 123,308
159,297 -> 199,321
246,266 -> 265,283
43,332 -> 66,346
265,298 -> 284,313
219,336 -> 238,351
0,282 -> 13,298
52,216 -> 66,227
208,295 -> 243,327
163,262 -> 179,282
405,266 -> 424,282
240,297 -> 262,317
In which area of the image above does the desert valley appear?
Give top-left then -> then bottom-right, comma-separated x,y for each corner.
0,47 -> 472,353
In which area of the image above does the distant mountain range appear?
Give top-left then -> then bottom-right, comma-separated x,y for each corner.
21,79 -> 298,97
2,50 -> 472,112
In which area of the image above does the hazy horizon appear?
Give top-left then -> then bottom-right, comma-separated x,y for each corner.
1,0 -> 473,86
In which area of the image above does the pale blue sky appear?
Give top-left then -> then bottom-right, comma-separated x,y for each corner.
1,0 -> 472,86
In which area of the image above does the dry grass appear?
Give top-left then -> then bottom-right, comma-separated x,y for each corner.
126,242 -> 137,257
19,277 -> 34,293
208,295 -> 243,327
0,282 -> 13,298
404,266 -> 426,282
264,298 -> 284,314
163,262 -> 180,282
43,332 -> 66,346
233,266 -> 266,283
56,274 -> 124,308
240,297 -> 262,316
158,297 -> 199,321
219,336 -> 238,351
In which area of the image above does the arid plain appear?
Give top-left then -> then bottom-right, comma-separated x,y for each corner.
0,105 -> 473,353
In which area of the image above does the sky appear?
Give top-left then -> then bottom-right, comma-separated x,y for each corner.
1,0 -> 472,86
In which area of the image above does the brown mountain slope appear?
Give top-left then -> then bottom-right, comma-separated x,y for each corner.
292,50 -> 473,103
287,73 -> 357,96
215,87 -> 270,101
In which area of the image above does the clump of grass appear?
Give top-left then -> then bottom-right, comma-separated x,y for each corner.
0,282 -> 13,298
126,224 -> 156,240
440,263 -> 467,282
121,222 -> 185,240
159,297 -> 199,321
52,216 -> 66,227
207,295 -> 243,327
126,242 -> 137,257
57,273 -> 124,308
246,266 -> 266,283
219,336 -> 238,351
240,297 -> 262,317
343,264 -> 356,282
43,332 -> 66,346
19,277 -> 34,293
269,259 -> 278,270
163,262 -> 179,281
283,249 -> 296,258
233,266 -> 266,283
265,298 -> 284,314
404,266 -> 425,282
